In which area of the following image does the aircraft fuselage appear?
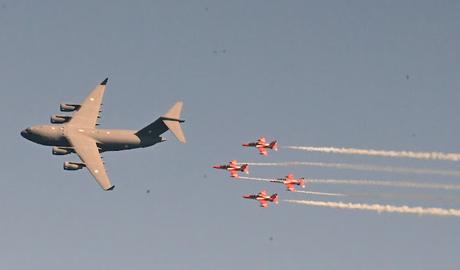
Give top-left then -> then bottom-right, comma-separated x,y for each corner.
20,124 -> 164,152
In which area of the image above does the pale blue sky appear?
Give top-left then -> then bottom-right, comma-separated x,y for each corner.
1,1 -> 460,269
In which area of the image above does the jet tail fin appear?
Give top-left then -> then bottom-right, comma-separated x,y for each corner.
136,101 -> 186,143
163,101 -> 183,120
161,101 -> 186,144
269,141 -> 278,151
241,164 -> 249,174
271,194 -> 279,204
299,178 -> 306,188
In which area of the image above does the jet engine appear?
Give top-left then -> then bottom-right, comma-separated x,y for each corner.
60,103 -> 81,112
63,161 -> 85,170
52,147 -> 74,155
51,114 -> 72,124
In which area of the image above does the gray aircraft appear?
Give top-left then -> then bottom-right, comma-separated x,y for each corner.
21,78 -> 186,191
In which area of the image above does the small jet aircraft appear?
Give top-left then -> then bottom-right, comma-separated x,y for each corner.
270,173 -> 305,192
242,190 -> 279,208
242,137 -> 278,156
21,78 -> 186,191
213,160 -> 249,178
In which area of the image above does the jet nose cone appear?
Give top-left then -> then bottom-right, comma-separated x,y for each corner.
21,128 -> 31,139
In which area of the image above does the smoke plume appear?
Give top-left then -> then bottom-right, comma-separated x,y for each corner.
285,146 -> 460,162
284,199 -> 460,217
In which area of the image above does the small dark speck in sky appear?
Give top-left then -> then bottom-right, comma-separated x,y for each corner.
269,236 -> 274,241
203,174 -> 208,179
213,49 -> 227,54
406,75 -> 410,80
146,189 -> 151,194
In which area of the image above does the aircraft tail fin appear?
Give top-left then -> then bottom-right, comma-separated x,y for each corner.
136,101 -> 186,143
269,141 -> 278,151
161,101 -> 186,144
241,164 -> 249,174
299,178 -> 306,188
271,194 -> 279,204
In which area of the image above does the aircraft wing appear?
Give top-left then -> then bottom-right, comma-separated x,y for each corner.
230,170 -> 239,178
67,133 -> 114,191
259,201 -> 268,208
68,78 -> 107,128
258,148 -> 268,156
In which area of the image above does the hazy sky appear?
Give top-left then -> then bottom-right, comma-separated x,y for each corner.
1,1 -> 460,269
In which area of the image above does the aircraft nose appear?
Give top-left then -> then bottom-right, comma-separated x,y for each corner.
20,128 -> 31,138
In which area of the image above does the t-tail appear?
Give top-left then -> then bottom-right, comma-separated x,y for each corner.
136,101 -> 186,143
162,101 -> 186,143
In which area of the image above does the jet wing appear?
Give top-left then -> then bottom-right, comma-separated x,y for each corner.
67,133 -> 114,191
259,201 -> 268,208
68,78 -> 107,128
258,148 -> 268,156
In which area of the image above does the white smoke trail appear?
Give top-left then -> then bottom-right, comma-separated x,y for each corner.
285,146 -> 460,162
284,199 -> 460,218
245,161 -> 460,177
239,176 -> 460,190
293,190 -> 346,197
344,192 -> 460,203
238,176 -> 273,183
308,179 -> 460,190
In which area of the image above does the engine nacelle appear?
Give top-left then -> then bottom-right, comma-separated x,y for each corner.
63,161 -> 85,171
52,147 -> 74,155
51,114 -> 72,124
60,103 -> 81,112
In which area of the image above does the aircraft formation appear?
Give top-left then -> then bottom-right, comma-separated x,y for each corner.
20,78 -> 460,217
212,136 -> 460,217
213,136 -> 313,208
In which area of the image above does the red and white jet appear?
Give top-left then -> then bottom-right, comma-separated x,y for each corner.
213,160 -> 249,178
242,137 -> 278,156
270,173 -> 306,192
242,190 -> 279,208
